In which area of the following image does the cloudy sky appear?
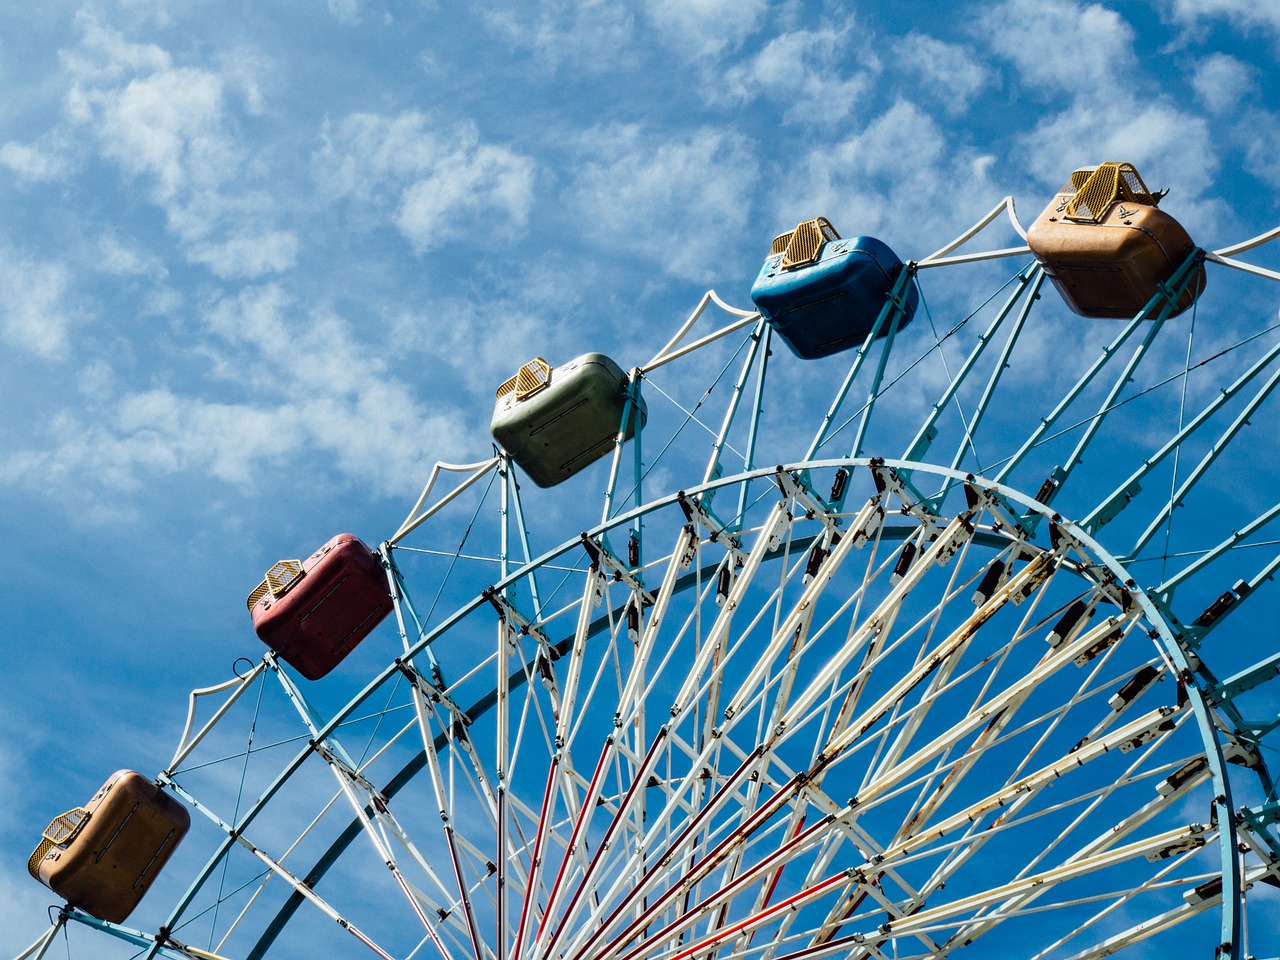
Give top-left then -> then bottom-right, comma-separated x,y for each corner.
4,0 -> 1280,955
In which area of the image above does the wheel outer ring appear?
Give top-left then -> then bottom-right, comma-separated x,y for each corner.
151,458 -> 1243,960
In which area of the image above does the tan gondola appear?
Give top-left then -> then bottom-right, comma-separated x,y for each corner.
29,770 -> 190,924
1027,162 -> 1205,318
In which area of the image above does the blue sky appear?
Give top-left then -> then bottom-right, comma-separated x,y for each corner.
5,0 -> 1280,955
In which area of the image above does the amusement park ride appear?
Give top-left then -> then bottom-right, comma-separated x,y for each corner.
18,163 -> 1280,960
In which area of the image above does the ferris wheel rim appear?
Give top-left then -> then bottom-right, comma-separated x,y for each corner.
146,456 -> 1246,960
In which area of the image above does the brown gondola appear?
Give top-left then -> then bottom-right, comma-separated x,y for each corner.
1027,162 -> 1206,318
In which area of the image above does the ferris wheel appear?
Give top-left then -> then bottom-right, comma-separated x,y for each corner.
18,164 -> 1280,960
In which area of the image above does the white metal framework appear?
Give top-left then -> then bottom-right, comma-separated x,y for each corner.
19,201 -> 1280,960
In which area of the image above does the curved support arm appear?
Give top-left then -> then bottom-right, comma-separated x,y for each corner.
917,196 -> 1030,268
13,919 -> 65,960
1214,224 -> 1280,258
391,457 -> 502,545
1206,251 -> 1280,283
166,660 -> 269,774
1203,224 -> 1280,282
643,290 -> 759,372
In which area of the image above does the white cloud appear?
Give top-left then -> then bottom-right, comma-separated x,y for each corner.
482,0 -> 636,68
1191,53 -> 1256,114
188,229 -> 301,279
978,0 -> 1222,226
0,245 -> 78,359
216,46 -> 273,117
1024,101 -> 1217,200
402,280 -> 585,397
720,22 -> 875,124
563,124 -> 759,282
329,0 -> 362,25
316,111 -> 535,253
315,111 -> 439,200
3,398 -> 285,493
117,390 -> 289,484
891,34 -> 993,115
199,285 -> 469,488
97,232 -> 167,278
86,65 -> 229,199
396,145 -> 534,252
60,15 -> 297,279
978,0 -> 1136,95
1243,115 -> 1280,191
1169,0 -> 1280,35
60,11 -> 171,85
77,358 -> 117,402
113,0 -> 178,28
769,100 -> 1001,256
3,285 -> 466,500
203,284 -> 381,395
0,138 -> 75,183
644,0 -> 767,58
